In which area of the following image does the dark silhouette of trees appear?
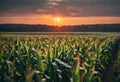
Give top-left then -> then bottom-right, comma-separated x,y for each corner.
0,24 -> 120,32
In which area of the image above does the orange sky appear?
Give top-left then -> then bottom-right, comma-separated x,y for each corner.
0,0 -> 120,25
0,15 -> 120,25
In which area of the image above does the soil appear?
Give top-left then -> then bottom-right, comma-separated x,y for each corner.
103,56 -> 116,82
103,47 -> 120,82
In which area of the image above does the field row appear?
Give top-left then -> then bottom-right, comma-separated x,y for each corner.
0,35 -> 120,82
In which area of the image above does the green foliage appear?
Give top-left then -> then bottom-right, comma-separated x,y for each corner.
0,34 -> 120,82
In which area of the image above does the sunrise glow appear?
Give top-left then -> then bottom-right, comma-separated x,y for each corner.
0,0 -> 120,25
55,17 -> 61,22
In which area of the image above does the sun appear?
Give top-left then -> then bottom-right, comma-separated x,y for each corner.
55,17 -> 61,22
54,17 -> 63,26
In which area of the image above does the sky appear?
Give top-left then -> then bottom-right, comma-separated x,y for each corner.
0,0 -> 120,25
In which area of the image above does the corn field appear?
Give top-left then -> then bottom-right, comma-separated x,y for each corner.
0,33 -> 120,82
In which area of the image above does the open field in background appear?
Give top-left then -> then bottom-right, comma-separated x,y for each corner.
0,32 -> 120,35
0,32 -> 120,82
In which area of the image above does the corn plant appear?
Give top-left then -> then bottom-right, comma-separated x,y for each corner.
0,33 -> 120,82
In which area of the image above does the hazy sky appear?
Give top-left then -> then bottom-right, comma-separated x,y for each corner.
0,0 -> 120,25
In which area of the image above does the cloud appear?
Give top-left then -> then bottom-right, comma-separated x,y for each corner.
0,0 -> 120,17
